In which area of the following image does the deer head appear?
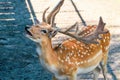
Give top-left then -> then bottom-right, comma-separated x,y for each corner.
25,23 -> 56,42
25,0 -> 64,43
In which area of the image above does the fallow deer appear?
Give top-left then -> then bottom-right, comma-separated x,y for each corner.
25,0 -> 110,80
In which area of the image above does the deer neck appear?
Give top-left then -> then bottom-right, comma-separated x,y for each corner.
37,38 -> 58,66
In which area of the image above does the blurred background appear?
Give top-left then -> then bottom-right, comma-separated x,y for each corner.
0,0 -> 120,80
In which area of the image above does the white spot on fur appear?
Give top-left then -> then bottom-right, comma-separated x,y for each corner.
81,55 -> 83,58
64,47 -> 67,50
81,61 -> 83,64
87,53 -> 90,55
83,52 -> 87,55
87,31 -> 90,33
61,60 -> 64,63
103,39 -> 106,42
72,46 -> 74,49
106,46 -> 109,50
60,50 -> 62,53
78,53 -> 80,56
72,50 -> 74,53
77,41 -> 80,44
70,52 -> 73,56
65,56 -> 70,62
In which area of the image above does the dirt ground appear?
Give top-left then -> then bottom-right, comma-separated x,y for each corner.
28,0 -> 120,79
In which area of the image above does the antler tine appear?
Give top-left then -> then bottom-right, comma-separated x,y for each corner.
83,17 -> 109,41
59,29 -> 87,43
96,17 -> 108,34
58,17 -> 109,44
51,7 -> 60,27
42,7 -> 49,22
64,22 -> 78,32
46,0 -> 64,25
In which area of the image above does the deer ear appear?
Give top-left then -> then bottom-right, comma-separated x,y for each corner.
48,28 -> 58,38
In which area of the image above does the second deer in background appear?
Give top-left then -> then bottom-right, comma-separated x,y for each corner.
25,0 -> 110,80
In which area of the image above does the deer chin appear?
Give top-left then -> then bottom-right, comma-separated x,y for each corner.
26,34 -> 42,43
33,38 -> 42,43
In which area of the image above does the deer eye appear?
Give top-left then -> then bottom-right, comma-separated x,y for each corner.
40,29 -> 48,34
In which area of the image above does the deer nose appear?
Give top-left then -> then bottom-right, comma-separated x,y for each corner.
25,26 -> 30,31
25,26 -> 32,36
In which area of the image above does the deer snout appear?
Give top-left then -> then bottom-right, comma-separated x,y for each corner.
25,26 -> 32,36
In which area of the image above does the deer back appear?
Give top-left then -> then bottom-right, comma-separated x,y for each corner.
54,25 -> 110,75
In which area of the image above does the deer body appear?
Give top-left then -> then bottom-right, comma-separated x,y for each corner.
25,22 -> 110,80
25,0 -> 110,79
34,25 -> 110,80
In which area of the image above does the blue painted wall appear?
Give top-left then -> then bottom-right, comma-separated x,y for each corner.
0,0 -> 51,80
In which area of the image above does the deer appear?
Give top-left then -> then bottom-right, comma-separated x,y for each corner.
25,0 -> 110,80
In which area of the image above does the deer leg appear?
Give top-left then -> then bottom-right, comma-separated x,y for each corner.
53,75 -> 68,80
68,76 -> 76,80
93,66 -> 101,80
68,73 -> 77,80
52,76 -> 58,80
100,50 -> 109,80
100,62 -> 107,80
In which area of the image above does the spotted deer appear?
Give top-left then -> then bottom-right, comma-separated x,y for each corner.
25,0 -> 110,80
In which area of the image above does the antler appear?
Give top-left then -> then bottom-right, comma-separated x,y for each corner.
42,7 -> 49,22
58,17 -> 109,44
46,0 -> 64,26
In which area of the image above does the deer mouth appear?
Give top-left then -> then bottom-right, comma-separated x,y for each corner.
25,27 -> 32,36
